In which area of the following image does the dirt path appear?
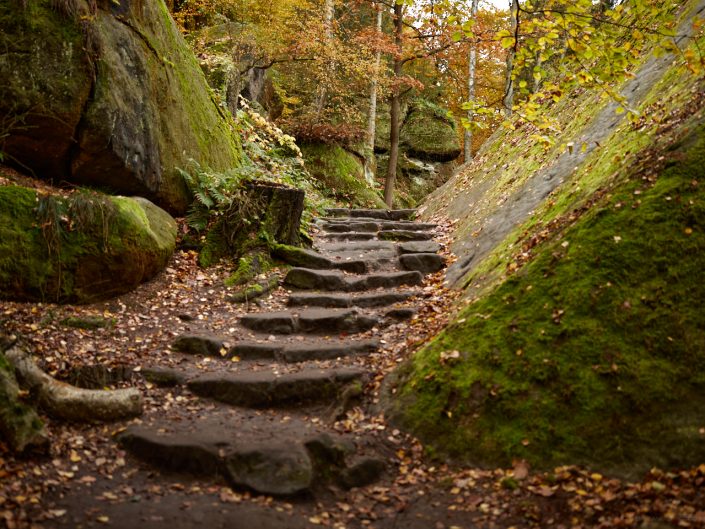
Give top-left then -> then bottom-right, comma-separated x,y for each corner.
4,209 -> 705,529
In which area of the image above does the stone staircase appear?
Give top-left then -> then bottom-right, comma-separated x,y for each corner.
118,208 -> 444,497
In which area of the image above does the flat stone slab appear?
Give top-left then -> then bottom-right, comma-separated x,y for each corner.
172,334 -> 225,356
281,340 -> 379,362
324,208 -> 416,220
141,366 -> 188,387
284,268 -> 423,292
187,367 -> 366,407
320,232 -> 376,242
121,429 -> 312,495
319,221 -> 379,233
376,221 -> 436,231
400,253 -> 446,274
272,245 -> 367,274
316,241 -> 397,253
239,312 -> 296,334
287,290 -> 418,308
239,308 -> 378,334
378,230 -> 435,241
118,419 -> 377,496
398,241 -> 442,254
229,339 -> 379,362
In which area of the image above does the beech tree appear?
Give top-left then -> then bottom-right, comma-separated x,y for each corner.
490,0 -> 690,139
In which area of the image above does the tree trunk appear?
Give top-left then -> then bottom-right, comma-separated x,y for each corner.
315,0 -> 336,114
464,0 -> 480,163
384,2 -> 404,207
366,4 -> 383,154
503,0 -> 519,116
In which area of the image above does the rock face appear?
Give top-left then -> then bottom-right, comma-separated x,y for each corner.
300,143 -> 386,209
0,0 -> 241,214
0,186 -> 177,303
399,101 -> 461,162
374,100 -> 459,207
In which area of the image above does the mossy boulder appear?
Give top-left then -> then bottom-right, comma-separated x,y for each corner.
399,100 -> 461,163
0,185 -> 177,303
0,0 -> 242,214
386,124 -> 705,478
300,143 -> 386,208
0,335 -> 47,453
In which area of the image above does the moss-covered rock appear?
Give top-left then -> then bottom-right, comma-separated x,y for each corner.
0,185 -> 176,303
387,122 -> 705,478
0,342 -> 47,453
300,143 -> 385,208
0,0 -> 242,214
399,100 -> 461,163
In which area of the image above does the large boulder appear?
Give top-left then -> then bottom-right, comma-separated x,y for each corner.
0,0 -> 242,214
0,185 -> 177,303
300,143 -> 386,208
399,100 -> 461,163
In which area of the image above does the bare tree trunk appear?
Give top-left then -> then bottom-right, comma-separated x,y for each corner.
366,4 -> 383,154
503,0 -> 519,116
383,2 -> 404,207
464,0 -> 480,163
315,0 -> 336,114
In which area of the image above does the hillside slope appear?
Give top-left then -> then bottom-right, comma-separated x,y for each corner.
386,0 -> 705,477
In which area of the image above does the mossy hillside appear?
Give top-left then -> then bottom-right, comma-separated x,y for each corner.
389,120 -> 705,477
300,143 -> 386,208
0,186 -> 176,303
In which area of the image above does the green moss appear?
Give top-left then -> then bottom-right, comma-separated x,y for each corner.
400,100 -> 461,162
0,352 -> 46,453
300,143 -> 386,208
390,123 -> 705,477
225,251 -> 272,287
0,186 -> 176,303
60,316 -> 115,330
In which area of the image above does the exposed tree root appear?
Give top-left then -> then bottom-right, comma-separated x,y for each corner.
4,344 -> 143,423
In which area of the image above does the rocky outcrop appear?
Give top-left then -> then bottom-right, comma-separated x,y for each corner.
374,100 -> 459,207
399,100 -> 461,162
0,0 -> 242,214
300,143 -> 386,208
0,185 -> 177,303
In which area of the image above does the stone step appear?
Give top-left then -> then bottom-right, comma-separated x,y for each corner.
319,232 -> 377,242
317,221 -> 436,234
324,208 -> 416,220
230,339 -> 380,362
271,244 -> 367,274
319,221 -> 379,233
400,253 -> 446,274
288,291 -> 418,308
239,308 -> 379,335
315,240 -> 397,253
187,367 -> 366,408
118,419 -> 381,496
378,230 -> 435,242
398,241 -> 442,254
284,268 -> 423,292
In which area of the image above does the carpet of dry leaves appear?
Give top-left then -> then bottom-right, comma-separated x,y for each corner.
1,216 -> 704,529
